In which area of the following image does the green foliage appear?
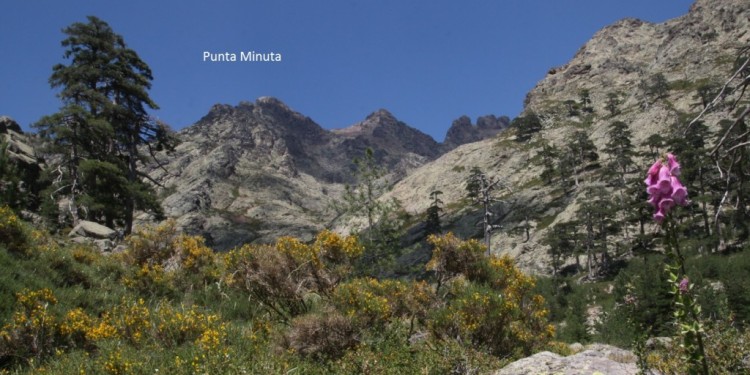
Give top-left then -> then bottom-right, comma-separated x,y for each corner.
511,112 -> 543,142
579,89 -> 593,113
465,166 -> 483,200
424,190 -> 443,236
606,92 -> 621,117
537,143 -> 559,184
35,16 -> 176,234
338,148 -> 406,276
426,233 -> 554,356
0,206 -> 29,255
643,72 -> 670,100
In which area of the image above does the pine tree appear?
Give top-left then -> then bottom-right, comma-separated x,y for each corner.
579,89 -> 593,113
606,92 -> 621,117
566,130 -> 598,187
340,148 -> 405,275
425,190 -> 443,235
539,143 -> 559,184
512,112 -> 542,142
35,16 -> 174,233
465,167 -> 483,200
0,140 -> 25,209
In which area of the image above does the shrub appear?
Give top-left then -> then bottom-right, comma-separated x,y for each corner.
426,233 -> 554,357
0,288 -> 59,364
0,206 -> 27,254
281,309 -> 356,361
225,231 -> 363,321
331,278 -> 436,329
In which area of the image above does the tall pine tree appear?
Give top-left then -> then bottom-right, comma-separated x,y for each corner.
36,16 -> 173,233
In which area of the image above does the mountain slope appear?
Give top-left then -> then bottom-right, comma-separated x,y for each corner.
147,98 -> 503,249
380,0 -> 750,274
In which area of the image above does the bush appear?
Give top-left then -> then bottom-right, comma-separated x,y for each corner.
281,309 -> 356,361
0,206 -> 28,254
426,233 -> 554,357
331,278 -> 435,329
225,231 -> 363,321
0,288 -> 59,364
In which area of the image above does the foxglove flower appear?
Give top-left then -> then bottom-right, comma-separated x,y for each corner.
645,154 -> 688,223
678,277 -> 690,295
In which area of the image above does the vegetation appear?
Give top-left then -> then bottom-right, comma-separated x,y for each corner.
34,16 -> 175,234
3,12 -> 750,375
0,207 -> 554,374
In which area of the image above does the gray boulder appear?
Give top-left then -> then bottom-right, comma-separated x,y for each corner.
496,344 -> 638,375
68,220 -> 117,240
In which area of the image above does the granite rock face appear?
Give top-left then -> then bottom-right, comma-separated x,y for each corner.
146,98 -> 464,250
378,0 -> 750,274
443,114 -> 509,151
495,344 -> 638,375
0,116 -> 38,167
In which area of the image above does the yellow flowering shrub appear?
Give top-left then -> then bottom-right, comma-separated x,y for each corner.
332,278 -> 436,328
0,289 -> 59,362
426,233 -> 554,357
122,221 -> 222,293
0,206 -> 27,253
175,234 -> 218,279
124,220 -> 178,266
225,230 -> 363,320
107,298 -> 151,346
152,302 -> 223,349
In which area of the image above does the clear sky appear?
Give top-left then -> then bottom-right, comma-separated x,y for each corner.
1,0 -> 693,142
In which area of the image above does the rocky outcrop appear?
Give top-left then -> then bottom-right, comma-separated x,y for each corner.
0,116 -> 38,166
147,98 -> 455,250
443,114 -> 509,151
69,220 -> 117,240
496,344 -> 638,375
377,0 -> 750,274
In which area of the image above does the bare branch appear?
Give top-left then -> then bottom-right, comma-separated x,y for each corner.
687,54 -> 750,142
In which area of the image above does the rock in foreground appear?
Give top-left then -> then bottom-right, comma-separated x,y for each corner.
496,344 -> 638,375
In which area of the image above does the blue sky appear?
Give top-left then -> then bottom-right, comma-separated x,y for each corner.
1,0 -> 693,142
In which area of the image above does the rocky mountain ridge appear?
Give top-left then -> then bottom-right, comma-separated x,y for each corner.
378,0 -> 749,274
147,97 -> 506,249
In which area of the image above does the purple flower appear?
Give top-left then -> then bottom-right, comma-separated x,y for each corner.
679,277 -> 689,294
667,153 -> 681,177
645,153 -> 688,223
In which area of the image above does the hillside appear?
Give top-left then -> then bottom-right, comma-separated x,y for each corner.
146,97 -> 506,250
380,0 -> 750,274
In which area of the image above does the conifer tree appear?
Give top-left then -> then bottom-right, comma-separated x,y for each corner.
579,89 -> 593,113
35,16 -> 174,233
566,130 -> 598,187
425,190 -> 443,236
465,167 -> 483,200
606,92 -> 621,117
538,143 -> 559,184
512,112 -> 542,142
340,148 -> 405,275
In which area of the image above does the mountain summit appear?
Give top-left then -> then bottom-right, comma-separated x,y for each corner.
148,97 -> 505,249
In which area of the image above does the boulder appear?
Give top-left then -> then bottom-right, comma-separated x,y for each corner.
495,344 -> 638,375
68,220 -> 117,240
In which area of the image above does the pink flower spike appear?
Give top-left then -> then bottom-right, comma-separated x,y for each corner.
647,195 -> 661,208
648,160 -> 662,178
659,197 -> 675,213
657,166 -> 672,194
671,176 -> 688,206
667,153 -> 681,177
654,209 -> 666,224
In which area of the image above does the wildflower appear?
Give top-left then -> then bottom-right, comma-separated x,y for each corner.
645,153 -> 688,223
679,277 -> 690,295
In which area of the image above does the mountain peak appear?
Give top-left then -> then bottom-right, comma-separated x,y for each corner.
443,114 -> 509,150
